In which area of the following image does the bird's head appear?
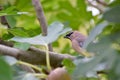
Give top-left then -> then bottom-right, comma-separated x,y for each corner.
64,31 -> 73,40
64,31 -> 87,41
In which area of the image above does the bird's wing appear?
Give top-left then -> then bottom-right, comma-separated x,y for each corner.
72,39 -> 91,57
79,41 -> 84,47
75,37 -> 86,47
72,39 -> 82,53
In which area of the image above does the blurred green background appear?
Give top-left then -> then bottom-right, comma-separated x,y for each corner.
0,0 -> 120,80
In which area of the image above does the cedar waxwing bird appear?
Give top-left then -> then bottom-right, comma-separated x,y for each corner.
64,31 -> 92,57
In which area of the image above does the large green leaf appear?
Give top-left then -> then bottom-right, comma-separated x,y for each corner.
0,58 -> 13,80
10,22 -> 72,45
83,21 -> 108,49
103,6 -> 120,23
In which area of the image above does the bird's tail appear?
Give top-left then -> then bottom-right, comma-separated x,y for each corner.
80,49 -> 94,58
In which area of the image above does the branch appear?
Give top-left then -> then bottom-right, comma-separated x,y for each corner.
0,39 -> 36,73
32,0 -> 53,51
86,0 -> 104,14
0,44 -> 75,68
96,0 -> 108,6
32,0 -> 47,36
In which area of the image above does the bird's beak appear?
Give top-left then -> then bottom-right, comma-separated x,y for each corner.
64,31 -> 73,39
64,35 -> 69,38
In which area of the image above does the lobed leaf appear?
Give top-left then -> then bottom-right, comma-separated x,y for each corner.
103,6 -> 120,23
10,22 -> 72,45
83,21 -> 108,49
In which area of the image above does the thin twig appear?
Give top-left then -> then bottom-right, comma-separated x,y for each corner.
96,0 -> 108,6
17,61 -> 43,72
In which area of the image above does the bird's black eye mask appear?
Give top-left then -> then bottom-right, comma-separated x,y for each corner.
64,31 -> 73,38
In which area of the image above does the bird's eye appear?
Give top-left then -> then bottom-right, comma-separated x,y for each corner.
66,32 -> 73,36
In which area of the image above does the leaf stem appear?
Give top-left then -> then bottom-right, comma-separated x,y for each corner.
44,44 -> 52,72
33,73 -> 47,78
17,61 -> 43,73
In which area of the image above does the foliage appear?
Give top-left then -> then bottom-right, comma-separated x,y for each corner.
0,57 -> 13,80
0,0 -> 120,80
